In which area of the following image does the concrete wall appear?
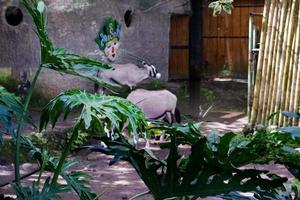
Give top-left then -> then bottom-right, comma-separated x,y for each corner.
0,0 -> 190,97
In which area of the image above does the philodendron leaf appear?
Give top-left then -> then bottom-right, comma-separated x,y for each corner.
278,127 -> 300,139
227,135 -> 250,155
282,111 -> 300,118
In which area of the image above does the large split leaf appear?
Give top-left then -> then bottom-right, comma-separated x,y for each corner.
40,89 -> 147,137
84,124 -> 300,199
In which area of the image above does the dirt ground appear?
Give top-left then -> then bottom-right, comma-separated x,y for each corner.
1,80 -> 291,200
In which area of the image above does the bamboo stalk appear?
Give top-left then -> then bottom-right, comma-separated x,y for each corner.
261,0 -> 279,124
266,0 -> 282,125
286,28 -> 298,125
269,0 -> 289,125
273,0 -> 292,126
278,0 -> 298,126
285,36 -> 296,125
250,0 -> 271,126
293,5 -> 300,126
286,2 -> 299,126
257,0 -> 275,124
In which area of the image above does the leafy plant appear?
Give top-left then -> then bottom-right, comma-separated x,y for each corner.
12,178 -> 69,200
82,122 -> 300,199
209,0 -> 234,16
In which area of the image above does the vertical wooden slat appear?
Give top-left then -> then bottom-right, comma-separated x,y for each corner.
169,15 -> 189,80
241,4 -> 250,75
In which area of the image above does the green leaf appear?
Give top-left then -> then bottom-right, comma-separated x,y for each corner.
213,4 -> 222,16
282,111 -> 300,118
227,135 -> 251,155
62,171 -> 98,200
0,86 -> 35,142
12,178 -> 69,200
279,127 -> 300,139
37,1 -> 45,13
40,89 -> 147,140
208,2 -> 219,8
223,4 -> 233,14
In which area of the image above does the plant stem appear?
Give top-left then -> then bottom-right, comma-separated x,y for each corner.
51,122 -> 81,185
37,154 -> 47,186
129,191 -> 150,200
0,168 -> 40,187
14,65 -> 43,185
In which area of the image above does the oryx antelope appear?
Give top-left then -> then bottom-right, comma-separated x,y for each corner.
127,89 -> 180,146
95,61 -> 161,92
127,89 -> 180,124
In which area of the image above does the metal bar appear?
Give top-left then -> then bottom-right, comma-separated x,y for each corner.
248,14 -> 254,120
250,12 -> 264,16
201,4 -> 264,8
252,48 -> 260,52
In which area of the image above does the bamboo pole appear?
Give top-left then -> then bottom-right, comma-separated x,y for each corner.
293,5 -> 300,126
250,0 -> 271,126
286,19 -> 299,126
266,1 -> 282,125
257,0 -> 275,124
278,0 -> 298,126
285,35 -> 297,125
269,0 -> 289,125
273,0 -> 292,126
261,0 -> 279,124
285,2 -> 299,126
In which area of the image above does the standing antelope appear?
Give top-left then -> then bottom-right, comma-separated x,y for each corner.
127,89 -> 180,124
95,61 -> 161,92
127,89 -> 180,145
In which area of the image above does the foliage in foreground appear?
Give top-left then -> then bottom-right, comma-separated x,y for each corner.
82,122 -> 300,199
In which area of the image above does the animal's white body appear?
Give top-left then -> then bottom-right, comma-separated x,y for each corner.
100,62 -> 161,89
127,89 -> 177,124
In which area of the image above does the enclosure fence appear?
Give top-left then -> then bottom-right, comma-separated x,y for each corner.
250,0 -> 300,126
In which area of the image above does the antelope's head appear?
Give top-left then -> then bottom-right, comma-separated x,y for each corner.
142,61 -> 161,79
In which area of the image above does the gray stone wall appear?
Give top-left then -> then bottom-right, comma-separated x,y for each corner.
0,0 -> 190,97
